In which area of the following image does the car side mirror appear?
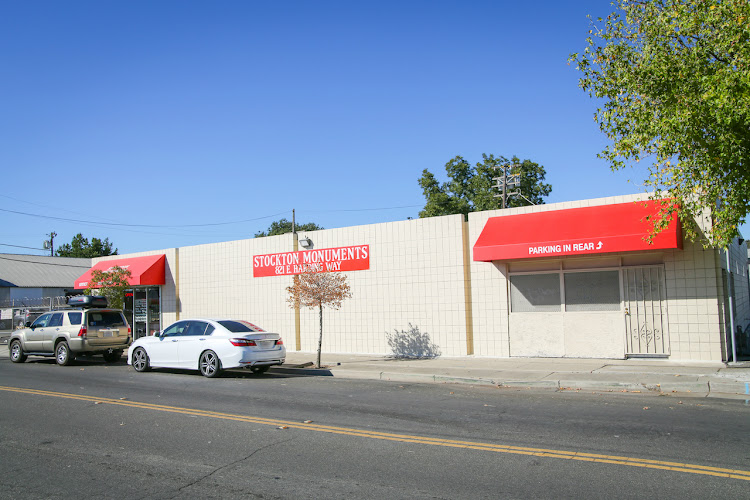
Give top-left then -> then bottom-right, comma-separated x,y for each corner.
25,322 -> 32,328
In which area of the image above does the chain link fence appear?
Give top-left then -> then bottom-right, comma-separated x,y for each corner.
0,296 -> 69,331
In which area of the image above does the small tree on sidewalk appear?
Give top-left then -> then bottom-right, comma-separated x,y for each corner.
84,266 -> 132,310
286,270 -> 352,368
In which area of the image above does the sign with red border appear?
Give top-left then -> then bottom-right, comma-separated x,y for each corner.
253,245 -> 370,277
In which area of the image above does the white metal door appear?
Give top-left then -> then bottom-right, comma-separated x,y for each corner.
623,266 -> 670,356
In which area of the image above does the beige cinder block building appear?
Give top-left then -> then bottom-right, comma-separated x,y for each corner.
77,194 -> 749,362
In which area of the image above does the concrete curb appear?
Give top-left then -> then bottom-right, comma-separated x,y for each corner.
272,366 -> 750,399
556,379 -> 647,391
273,367 -> 335,377
276,368 -> 501,387
658,382 -> 712,395
380,372 -> 444,385
497,380 -> 560,389
433,375 -> 498,387
708,380 -> 750,397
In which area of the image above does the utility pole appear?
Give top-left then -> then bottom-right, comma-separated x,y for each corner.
47,231 -> 57,257
491,164 -> 521,209
292,209 -> 296,234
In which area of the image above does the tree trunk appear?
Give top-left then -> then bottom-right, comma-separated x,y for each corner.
317,302 -> 323,369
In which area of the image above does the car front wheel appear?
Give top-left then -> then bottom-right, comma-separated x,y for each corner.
9,340 -> 27,363
199,350 -> 221,378
131,347 -> 151,372
55,341 -> 74,366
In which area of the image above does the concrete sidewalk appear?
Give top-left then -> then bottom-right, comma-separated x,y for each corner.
2,333 -> 749,400
278,351 -> 750,401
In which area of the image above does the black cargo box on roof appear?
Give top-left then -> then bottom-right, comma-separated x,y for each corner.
67,295 -> 108,308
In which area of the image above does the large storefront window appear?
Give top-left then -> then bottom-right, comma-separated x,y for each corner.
510,270 -> 622,312
123,286 -> 161,340
564,271 -> 621,312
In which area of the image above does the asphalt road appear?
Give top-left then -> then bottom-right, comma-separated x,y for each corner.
1,355 -> 749,499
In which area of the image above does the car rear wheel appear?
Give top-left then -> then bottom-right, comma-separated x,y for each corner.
132,347 -> 151,372
103,349 -> 123,363
9,340 -> 27,363
55,341 -> 74,366
250,366 -> 269,374
199,350 -> 221,378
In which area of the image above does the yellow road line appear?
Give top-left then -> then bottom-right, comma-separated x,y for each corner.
1,385 -> 748,481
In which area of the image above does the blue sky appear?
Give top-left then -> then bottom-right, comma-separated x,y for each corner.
2,1 -> 741,255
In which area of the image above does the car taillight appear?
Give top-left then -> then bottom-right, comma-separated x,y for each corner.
276,338 -> 283,345
78,326 -> 87,337
229,338 -> 257,347
128,326 -> 132,334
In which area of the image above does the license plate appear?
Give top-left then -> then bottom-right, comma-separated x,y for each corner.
258,340 -> 275,349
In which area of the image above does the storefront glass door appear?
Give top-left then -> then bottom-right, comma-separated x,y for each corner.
146,286 -> 161,336
133,289 -> 148,339
124,287 -> 161,340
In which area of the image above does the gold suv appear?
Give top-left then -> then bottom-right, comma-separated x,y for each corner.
8,296 -> 132,366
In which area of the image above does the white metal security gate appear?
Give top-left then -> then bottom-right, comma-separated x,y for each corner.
623,266 -> 670,356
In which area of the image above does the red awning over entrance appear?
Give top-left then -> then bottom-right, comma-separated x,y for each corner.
74,254 -> 166,289
473,200 -> 682,262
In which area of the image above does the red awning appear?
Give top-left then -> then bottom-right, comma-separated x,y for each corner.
473,200 -> 682,262
75,254 -> 166,289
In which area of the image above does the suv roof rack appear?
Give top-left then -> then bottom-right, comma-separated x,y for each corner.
67,295 -> 109,308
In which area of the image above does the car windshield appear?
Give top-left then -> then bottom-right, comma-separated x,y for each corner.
218,320 -> 263,333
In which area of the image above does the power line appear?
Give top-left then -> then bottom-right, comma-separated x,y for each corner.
0,203 -> 422,231
0,255 -> 91,268
0,207 -> 289,228
0,243 -> 46,251
0,193 -> 122,225
307,204 -> 422,213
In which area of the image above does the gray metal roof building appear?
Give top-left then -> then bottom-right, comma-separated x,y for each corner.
0,254 -> 91,288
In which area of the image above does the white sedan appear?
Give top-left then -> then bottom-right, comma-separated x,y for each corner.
128,319 -> 286,377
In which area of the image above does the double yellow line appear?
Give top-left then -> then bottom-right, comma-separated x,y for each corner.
2,385 -> 749,482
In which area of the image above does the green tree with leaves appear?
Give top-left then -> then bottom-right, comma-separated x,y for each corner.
570,0 -> 750,247
418,154 -> 551,218
83,266 -> 132,310
255,218 -> 324,237
56,233 -> 118,258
